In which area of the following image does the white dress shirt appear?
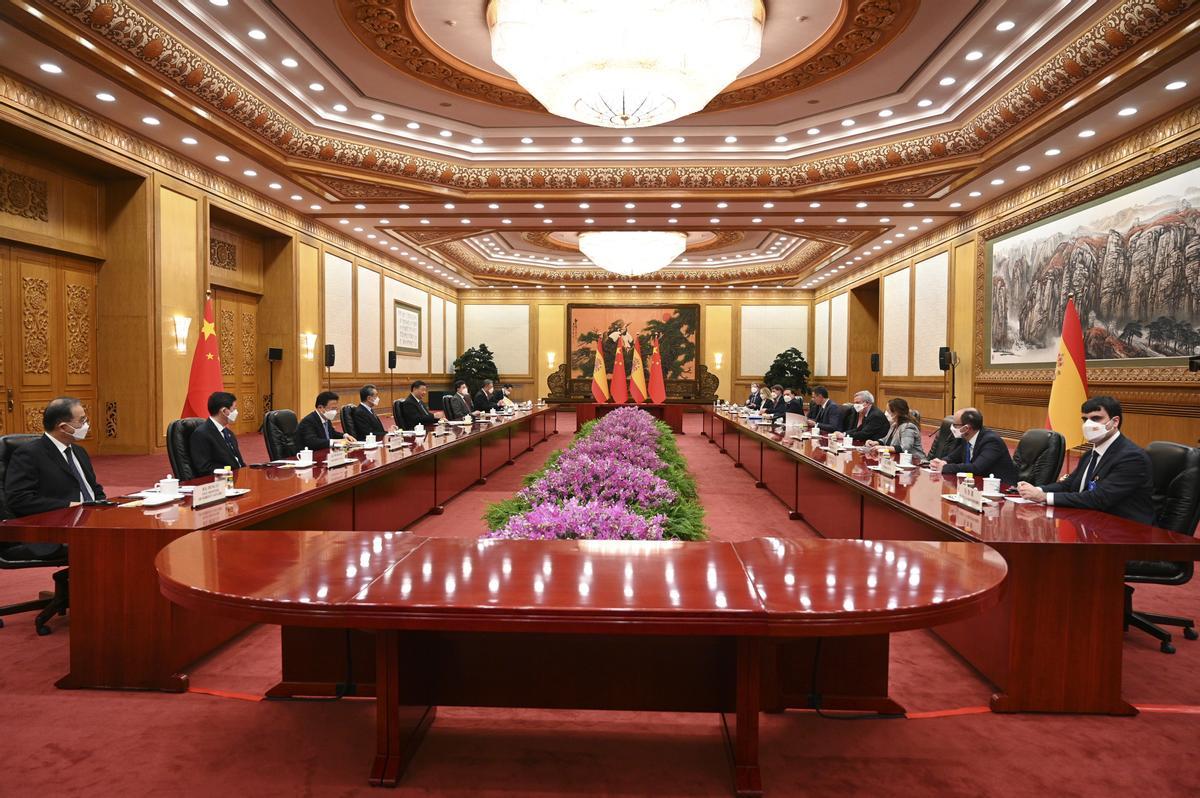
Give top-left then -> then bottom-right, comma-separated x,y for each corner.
1046,431 -> 1121,505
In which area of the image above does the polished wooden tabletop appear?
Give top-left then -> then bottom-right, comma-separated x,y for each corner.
1,408 -> 551,533
156,532 -> 1007,636
712,409 -> 1198,552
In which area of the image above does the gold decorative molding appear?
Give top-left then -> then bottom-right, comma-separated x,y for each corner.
23,405 -> 42,433
0,165 -> 48,221
21,275 -> 50,374
209,238 -> 237,271
240,311 -> 255,377
239,392 -> 255,423
519,230 -> 745,254
219,307 -> 235,377
105,399 -> 117,438
65,282 -> 91,374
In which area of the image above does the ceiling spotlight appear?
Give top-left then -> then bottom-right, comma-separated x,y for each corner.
922,217 -> 933,224
878,109 -> 893,118
621,135 -> 635,143
774,135 -> 788,143
667,218 -> 678,224
724,135 -> 738,143
281,57 -> 299,68
709,218 -> 720,224
521,136 -> 534,144
917,99 -> 933,107
439,130 -> 453,137
716,201 -> 728,209
793,217 -> 804,223
949,201 -> 962,208
378,219 -> 390,224
965,50 -> 983,61
902,201 -> 915,208
1165,80 -> 1187,90
836,217 -> 847,223
579,202 -> 590,209
809,202 -> 821,208
290,194 -> 303,201
419,219 -> 430,224
995,20 -> 1015,31
397,203 -> 410,209
248,29 -> 266,40
1117,107 -> 1138,116
672,136 -> 686,143
308,82 -> 324,92
461,219 -> 471,224
243,169 -> 257,177
570,136 -> 584,144
444,203 -> 456,209
268,182 -> 282,190
584,218 -> 594,224
533,202 -> 545,209
879,217 -> 891,223
855,201 -> 868,208
215,154 -> 230,162
841,119 -> 856,127
806,127 -> 820,135
370,113 -> 385,121
488,203 -> 500,209
405,121 -> 420,130
142,116 -> 161,126
990,178 -> 1005,185
968,190 -> 982,197
543,218 -> 553,223
310,204 -> 322,210
39,63 -> 63,74
96,92 -> 116,102
670,202 -> 682,209
333,103 -> 348,112
1078,129 -> 1096,138
939,77 -> 956,86
624,202 -> 636,209
181,136 -> 198,145
752,218 -> 762,223
471,137 -> 484,144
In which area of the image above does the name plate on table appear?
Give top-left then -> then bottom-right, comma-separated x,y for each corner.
879,457 -> 899,477
192,480 -> 228,508
957,481 -> 985,512
325,449 -> 351,469
387,440 -> 410,452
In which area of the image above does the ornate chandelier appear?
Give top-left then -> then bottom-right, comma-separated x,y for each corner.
578,231 -> 688,277
487,0 -> 765,128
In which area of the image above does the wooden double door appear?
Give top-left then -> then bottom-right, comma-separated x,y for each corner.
0,244 -> 99,453
211,288 -> 261,437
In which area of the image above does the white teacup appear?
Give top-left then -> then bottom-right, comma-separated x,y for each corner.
982,476 -> 1002,493
365,433 -> 377,447
156,477 -> 180,495
297,448 -> 314,464
413,424 -> 426,436
899,452 -> 913,467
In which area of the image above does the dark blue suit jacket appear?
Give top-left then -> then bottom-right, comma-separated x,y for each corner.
808,400 -> 843,433
938,427 -> 1018,484
296,410 -> 337,451
1041,433 -> 1155,524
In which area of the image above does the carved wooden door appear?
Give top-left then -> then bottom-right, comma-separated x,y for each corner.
212,289 -> 260,437
0,244 -> 99,453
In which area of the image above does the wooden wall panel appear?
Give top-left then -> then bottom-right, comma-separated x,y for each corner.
157,184 -> 202,442
208,223 -> 264,294
0,149 -> 104,260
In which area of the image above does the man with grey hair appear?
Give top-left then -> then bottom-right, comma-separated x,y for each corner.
839,389 -> 889,443
4,396 -> 106,521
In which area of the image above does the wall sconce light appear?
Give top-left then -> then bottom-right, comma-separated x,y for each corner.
171,315 -> 191,354
713,352 -> 723,370
301,332 -> 318,361
547,351 -> 556,369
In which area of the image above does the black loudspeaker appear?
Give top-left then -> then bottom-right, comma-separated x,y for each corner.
267,347 -> 283,361
324,344 -> 336,368
938,346 -> 952,371
388,350 -> 397,370
870,353 -> 880,372
1190,355 -> 1200,373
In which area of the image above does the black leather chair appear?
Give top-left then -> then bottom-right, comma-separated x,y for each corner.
262,410 -> 298,461
340,404 -> 359,440
0,433 -> 70,635
166,418 -> 207,481
1013,429 -> 1066,485
928,416 -> 958,461
839,403 -> 856,433
442,394 -> 456,420
1125,442 -> 1200,653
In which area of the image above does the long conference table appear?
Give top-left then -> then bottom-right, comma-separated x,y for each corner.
0,407 -> 556,691
155,531 -> 1007,795
702,406 -> 1200,715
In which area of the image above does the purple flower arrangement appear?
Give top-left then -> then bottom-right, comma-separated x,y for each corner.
485,406 -> 701,541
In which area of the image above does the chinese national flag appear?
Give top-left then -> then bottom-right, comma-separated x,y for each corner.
590,340 -> 611,403
648,336 -> 667,404
1046,296 -> 1089,449
629,338 -> 648,403
180,297 -> 226,418
610,340 -> 629,404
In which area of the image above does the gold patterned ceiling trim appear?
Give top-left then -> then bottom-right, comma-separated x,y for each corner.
829,170 -> 966,199
518,230 -> 746,253
35,0 -> 1200,193
304,174 -> 431,201
337,0 -> 916,115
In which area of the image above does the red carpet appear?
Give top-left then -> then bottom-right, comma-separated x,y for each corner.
2,410 -> 1198,796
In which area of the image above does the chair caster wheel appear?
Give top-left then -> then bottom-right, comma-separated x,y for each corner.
36,625 -> 51,637
1160,641 -> 1175,654
1184,627 -> 1198,641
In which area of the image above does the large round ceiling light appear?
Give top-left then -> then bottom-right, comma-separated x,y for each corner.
578,231 -> 687,276
487,0 -> 764,128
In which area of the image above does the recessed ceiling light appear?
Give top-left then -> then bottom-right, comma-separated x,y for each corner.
570,136 -> 584,144
39,63 -> 63,74
841,119 -> 856,127
855,201 -> 868,208
142,116 -> 160,126
716,201 -> 728,209
543,218 -> 553,224
990,178 -> 1005,185
965,50 -> 983,61
624,202 -> 636,209
215,154 -> 230,162
533,202 -> 545,209
996,20 -> 1015,32
621,136 -> 635,144
209,0 -> 228,6
922,217 -> 933,224
836,217 -> 847,223
461,219 -> 471,224
339,219 -> 348,225
419,219 -> 430,224
1118,107 -> 1138,116
471,137 -> 484,144
878,109 -> 893,118
95,92 -> 116,102
1165,80 -> 1187,91
307,82 -> 324,92
379,219 -> 390,224
917,99 -> 933,107
1015,164 -> 1031,172
879,217 -> 891,223
949,202 -> 962,208
872,245 -> 882,250
248,28 -> 266,40
667,218 -> 678,224
181,136 -> 198,145
670,202 -> 682,209
806,128 -> 820,136
281,57 -> 299,68
501,218 -> 512,224
774,135 -> 788,143
895,233 -> 906,238
488,203 -> 500,209
397,203 -> 409,210
902,201 -> 915,208
584,218 -> 594,224
443,203 -> 455,210
709,218 -> 720,224
939,77 -> 956,86
332,103 -> 348,112
366,233 -> 375,239
672,136 -> 686,143
809,202 -> 821,208
521,137 -> 534,144
1078,129 -> 1096,138
1045,148 -> 1062,156
243,169 -> 257,177
268,182 -> 282,190
578,202 -> 590,209
354,203 -> 366,210
724,135 -> 738,143
625,218 -> 636,224
310,204 -> 322,210
793,217 -> 805,223
968,190 -> 982,197
439,130 -> 453,137
752,217 -> 762,223
370,113 -> 385,121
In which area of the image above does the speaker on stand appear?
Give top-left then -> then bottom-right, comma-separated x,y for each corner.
265,347 -> 283,415
325,344 -> 336,392
387,350 -> 397,415
938,346 -> 957,415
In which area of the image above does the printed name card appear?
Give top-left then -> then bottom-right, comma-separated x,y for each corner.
325,449 -> 350,469
958,480 -> 984,512
879,457 -> 899,477
192,479 -> 228,508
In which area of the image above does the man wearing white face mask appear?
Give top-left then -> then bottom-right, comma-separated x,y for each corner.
929,406 -> 1017,484
839,390 -> 890,443
1018,396 -> 1155,524
296,390 -> 356,451
4,396 -> 106,519
350,384 -> 398,438
189,391 -> 247,475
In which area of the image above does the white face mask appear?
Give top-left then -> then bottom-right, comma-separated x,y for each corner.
65,420 -> 89,441
853,402 -> 865,413
1082,418 -> 1113,444
751,386 -> 759,394
783,394 -> 793,403
949,423 -> 964,439
226,408 -> 239,424
368,396 -> 379,407
322,408 -> 338,421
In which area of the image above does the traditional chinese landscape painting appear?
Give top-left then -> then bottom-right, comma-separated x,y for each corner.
568,304 -> 700,382
988,160 -> 1200,365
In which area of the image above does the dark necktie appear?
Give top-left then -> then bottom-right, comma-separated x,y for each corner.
63,446 -> 95,502
324,418 -> 334,440
222,427 -> 242,465
965,440 -> 973,463
1082,451 -> 1099,486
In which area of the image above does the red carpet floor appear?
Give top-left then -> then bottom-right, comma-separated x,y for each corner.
2,411 -> 1198,796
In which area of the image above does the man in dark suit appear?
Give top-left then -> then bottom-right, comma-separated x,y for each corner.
474,379 -> 501,412
398,380 -> 438,430
349,384 -> 396,438
929,406 -> 1018,484
296,391 -> 356,451
806,385 -> 844,433
4,397 -> 106,531
188,391 -> 246,475
841,390 -> 890,443
1018,396 -> 1156,524
446,380 -> 474,421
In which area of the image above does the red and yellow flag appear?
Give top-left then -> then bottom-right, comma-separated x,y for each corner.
180,296 -> 226,418
629,338 -> 648,403
610,339 -> 629,404
648,336 -> 667,404
590,340 -> 610,403
1046,296 -> 1089,448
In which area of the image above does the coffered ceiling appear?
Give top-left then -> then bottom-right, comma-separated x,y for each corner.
1,0 -> 1198,290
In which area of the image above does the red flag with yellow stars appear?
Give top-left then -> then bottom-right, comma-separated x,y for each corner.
180,296 -> 226,418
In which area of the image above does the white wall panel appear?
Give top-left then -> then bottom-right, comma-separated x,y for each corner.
740,305 -> 809,377
322,252 -> 353,373
882,267 -> 911,376
829,293 -> 848,376
356,266 -> 382,373
913,251 -> 950,376
463,304 -> 529,376
444,301 -> 458,373
429,296 -> 445,376
383,276 -> 429,373
814,300 -> 829,376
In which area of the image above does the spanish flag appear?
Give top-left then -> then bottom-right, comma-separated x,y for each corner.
648,336 -> 667,404
590,340 -> 610,403
610,340 -> 629,404
1046,296 -> 1089,449
629,338 -> 648,403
